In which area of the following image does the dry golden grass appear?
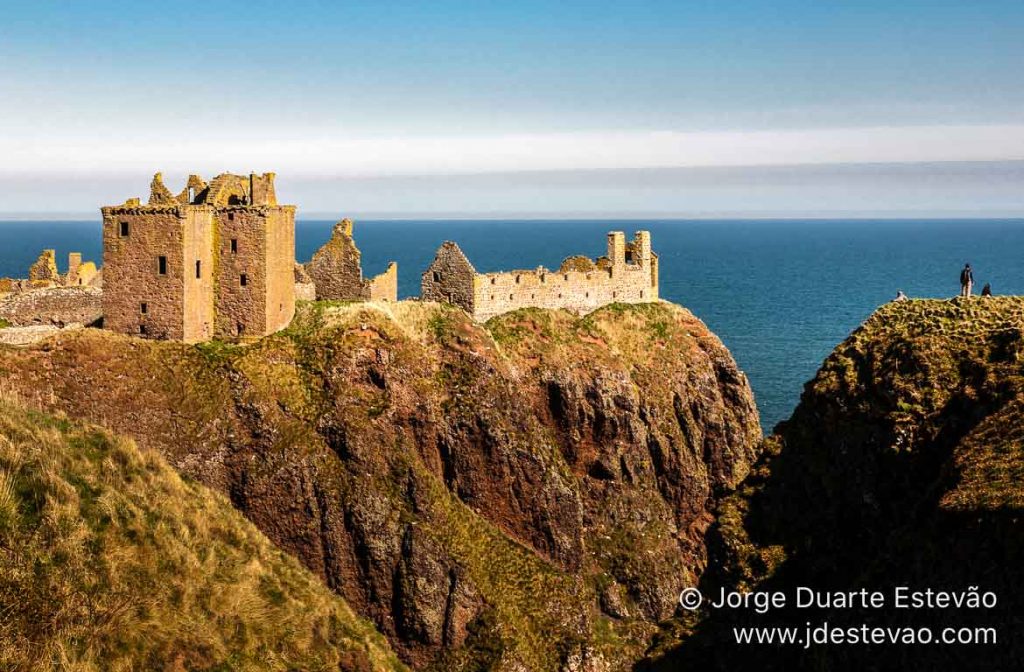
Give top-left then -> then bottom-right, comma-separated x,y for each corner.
0,394 -> 406,672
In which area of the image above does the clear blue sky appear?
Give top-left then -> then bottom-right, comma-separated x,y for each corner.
1,0 -> 1023,215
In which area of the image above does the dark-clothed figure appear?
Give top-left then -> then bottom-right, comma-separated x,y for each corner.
960,263 -> 974,298
981,283 -> 992,297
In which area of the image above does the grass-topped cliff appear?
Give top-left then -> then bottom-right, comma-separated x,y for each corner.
0,299 -> 761,670
0,396 -> 405,671
648,296 -> 1024,670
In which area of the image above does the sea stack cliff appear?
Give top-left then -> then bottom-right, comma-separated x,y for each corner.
648,297 -> 1024,671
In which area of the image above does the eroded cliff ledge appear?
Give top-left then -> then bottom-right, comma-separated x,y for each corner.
0,300 -> 760,670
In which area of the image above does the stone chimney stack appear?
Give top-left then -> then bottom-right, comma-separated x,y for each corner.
607,231 -> 626,266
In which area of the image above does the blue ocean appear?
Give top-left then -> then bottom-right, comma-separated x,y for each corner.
3,218 -> 1022,430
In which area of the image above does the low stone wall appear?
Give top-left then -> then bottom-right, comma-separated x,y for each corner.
0,324 -> 78,346
0,286 -> 103,327
295,282 -> 317,301
472,263 -> 655,321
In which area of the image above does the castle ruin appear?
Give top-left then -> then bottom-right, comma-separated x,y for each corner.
101,172 -> 295,342
3,175 -> 665,343
305,219 -> 397,303
421,230 -> 658,321
24,249 -> 99,289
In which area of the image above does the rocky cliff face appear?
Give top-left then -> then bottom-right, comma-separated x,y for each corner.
648,297 -> 1024,671
0,300 -> 761,670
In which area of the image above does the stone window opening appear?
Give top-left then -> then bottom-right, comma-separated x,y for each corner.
558,293 -> 563,299
240,273 -> 248,287
139,324 -> 147,335
563,274 -> 569,281
140,302 -> 147,314
531,293 -> 535,299
509,293 -> 514,300
119,221 -> 130,237
490,295 -> 494,301
540,274 -> 546,283
195,260 -> 201,279
612,291 -> 617,299
640,290 -> 644,298
228,213 -> 235,221
490,277 -> 496,285
585,292 -> 590,298
433,271 -> 441,282
515,275 -> 521,284
230,239 -> 238,253
188,187 -> 195,203
158,256 -> 167,275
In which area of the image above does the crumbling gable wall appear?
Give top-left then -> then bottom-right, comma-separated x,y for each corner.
305,219 -> 398,302
421,241 -> 477,315
423,231 -> 658,321
28,250 -> 60,286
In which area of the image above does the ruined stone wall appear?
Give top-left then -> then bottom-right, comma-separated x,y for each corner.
210,206 -> 294,339
424,231 -> 658,322
0,286 -> 102,327
364,262 -> 397,302
263,206 -> 296,334
294,263 -> 316,301
63,252 -> 99,287
214,208 -> 268,339
182,208 -> 216,342
470,264 -> 653,321
28,250 -> 60,285
421,242 -> 477,314
66,253 -> 81,284
68,261 -> 99,287
305,219 -> 365,301
305,219 -> 396,303
102,206 -> 188,340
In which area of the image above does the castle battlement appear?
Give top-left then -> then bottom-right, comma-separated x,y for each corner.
421,231 -> 659,321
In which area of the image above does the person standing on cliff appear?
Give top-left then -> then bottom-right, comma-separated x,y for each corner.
960,263 -> 974,297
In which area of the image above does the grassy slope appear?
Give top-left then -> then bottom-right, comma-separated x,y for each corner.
0,397 -> 406,672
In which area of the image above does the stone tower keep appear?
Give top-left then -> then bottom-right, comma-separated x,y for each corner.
101,172 -> 296,342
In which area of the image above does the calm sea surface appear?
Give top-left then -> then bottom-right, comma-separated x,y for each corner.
3,218 -> 1023,430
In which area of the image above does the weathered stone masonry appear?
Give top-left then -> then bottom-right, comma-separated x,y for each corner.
101,172 -> 295,342
421,230 -> 659,321
304,218 -> 397,303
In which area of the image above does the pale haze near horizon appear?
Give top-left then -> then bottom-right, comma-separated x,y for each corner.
1,0 -> 1023,217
